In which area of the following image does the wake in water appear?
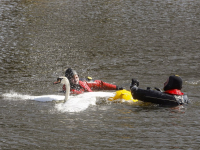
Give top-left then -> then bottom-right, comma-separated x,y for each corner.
2,91 -> 115,112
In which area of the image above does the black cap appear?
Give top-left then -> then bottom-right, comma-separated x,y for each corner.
65,68 -> 78,80
164,75 -> 182,91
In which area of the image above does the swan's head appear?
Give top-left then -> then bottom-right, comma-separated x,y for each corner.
53,76 -> 69,85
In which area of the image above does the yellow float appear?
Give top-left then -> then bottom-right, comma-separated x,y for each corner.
108,89 -> 138,103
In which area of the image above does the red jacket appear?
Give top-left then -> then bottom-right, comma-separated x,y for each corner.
63,80 -> 117,94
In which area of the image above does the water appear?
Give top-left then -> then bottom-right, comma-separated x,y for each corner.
0,0 -> 200,149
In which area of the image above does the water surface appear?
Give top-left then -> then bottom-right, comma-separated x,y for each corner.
0,0 -> 200,149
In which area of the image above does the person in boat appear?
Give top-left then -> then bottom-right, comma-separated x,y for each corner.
130,75 -> 189,106
62,68 -> 123,94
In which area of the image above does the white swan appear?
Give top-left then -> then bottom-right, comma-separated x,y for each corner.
53,76 -> 70,102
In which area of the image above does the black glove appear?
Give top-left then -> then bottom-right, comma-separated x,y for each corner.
116,86 -> 124,90
130,78 -> 139,89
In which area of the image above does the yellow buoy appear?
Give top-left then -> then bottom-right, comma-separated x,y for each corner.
108,89 -> 138,102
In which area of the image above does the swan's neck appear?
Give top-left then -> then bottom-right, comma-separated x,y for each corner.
64,78 -> 70,102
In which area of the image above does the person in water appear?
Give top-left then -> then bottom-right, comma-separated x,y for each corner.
62,68 -> 123,94
130,75 -> 189,106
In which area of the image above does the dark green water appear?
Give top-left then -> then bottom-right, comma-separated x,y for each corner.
0,0 -> 200,149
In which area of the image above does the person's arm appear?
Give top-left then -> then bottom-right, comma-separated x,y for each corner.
79,81 -> 93,92
98,80 -> 117,90
87,80 -> 123,90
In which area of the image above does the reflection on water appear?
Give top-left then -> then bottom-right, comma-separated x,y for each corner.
0,0 -> 200,149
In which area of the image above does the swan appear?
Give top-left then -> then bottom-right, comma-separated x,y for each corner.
53,76 -> 70,102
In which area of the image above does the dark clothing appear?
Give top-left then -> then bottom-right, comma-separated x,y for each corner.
130,76 -> 189,106
131,87 -> 189,106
